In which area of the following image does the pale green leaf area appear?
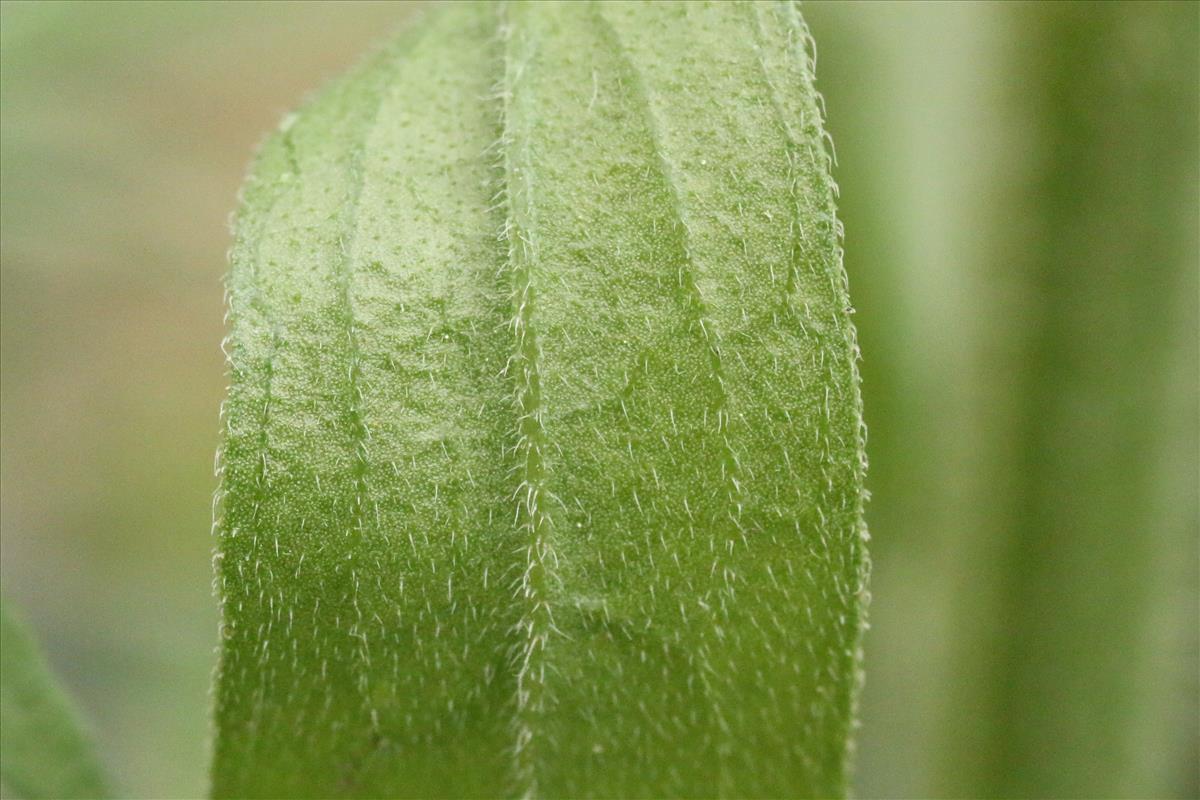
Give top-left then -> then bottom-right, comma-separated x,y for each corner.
213,2 -> 867,798
0,600 -> 111,800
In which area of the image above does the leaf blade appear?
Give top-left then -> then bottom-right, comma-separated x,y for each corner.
213,3 -> 867,797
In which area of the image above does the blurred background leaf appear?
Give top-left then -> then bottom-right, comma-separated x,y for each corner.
0,1 -> 1195,798
1,598 -> 111,799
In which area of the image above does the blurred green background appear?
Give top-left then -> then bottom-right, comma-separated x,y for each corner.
1,2 -> 1195,798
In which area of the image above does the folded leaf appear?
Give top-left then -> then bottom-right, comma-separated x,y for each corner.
212,2 -> 868,797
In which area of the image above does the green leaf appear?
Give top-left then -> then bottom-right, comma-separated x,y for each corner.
212,2 -> 867,797
0,599 -> 112,799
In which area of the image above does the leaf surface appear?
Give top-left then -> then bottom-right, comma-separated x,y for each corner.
212,3 -> 867,797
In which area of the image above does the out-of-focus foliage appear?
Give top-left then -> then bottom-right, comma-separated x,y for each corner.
805,1 -> 1199,797
0,2 -> 1196,798
1,600 -> 111,799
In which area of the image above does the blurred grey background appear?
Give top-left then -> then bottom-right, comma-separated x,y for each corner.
1,2 -> 1196,797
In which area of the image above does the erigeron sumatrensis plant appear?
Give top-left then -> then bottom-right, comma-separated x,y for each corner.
211,2 -> 868,797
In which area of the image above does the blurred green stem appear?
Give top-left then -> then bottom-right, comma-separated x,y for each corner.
975,4 -> 1199,795
806,1 -> 1198,796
